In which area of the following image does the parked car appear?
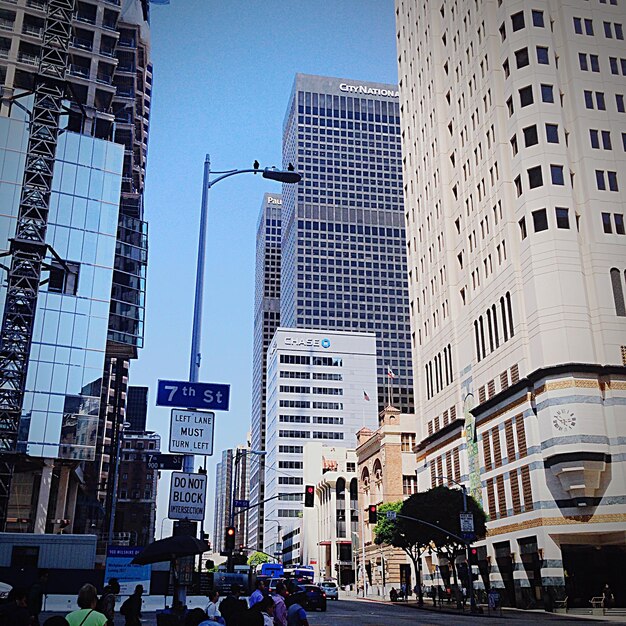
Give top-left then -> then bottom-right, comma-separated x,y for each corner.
300,584 -> 327,611
319,581 -> 338,600
268,577 -> 287,593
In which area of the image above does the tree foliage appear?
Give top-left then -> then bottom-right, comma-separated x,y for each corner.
247,551 -> 271,567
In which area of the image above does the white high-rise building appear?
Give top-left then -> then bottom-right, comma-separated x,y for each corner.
397,0 -> 626,610
263,328 -> 378,555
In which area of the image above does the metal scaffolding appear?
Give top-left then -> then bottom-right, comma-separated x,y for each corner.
0,0 -> 76,529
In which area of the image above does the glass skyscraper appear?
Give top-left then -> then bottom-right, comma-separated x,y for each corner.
281,74 -> 414,415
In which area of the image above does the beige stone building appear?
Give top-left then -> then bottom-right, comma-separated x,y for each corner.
355,406 -> 418,596
396,0 -> 626,610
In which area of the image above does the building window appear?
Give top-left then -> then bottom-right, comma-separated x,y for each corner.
519,217 -> 527,240
403,475 -> 417,495
510,134 -> 518,155
515,47 -> 529,68
551,165 -> 565,186
608,171 -> 619,191
511,11 -> 525,31
615,214 -> 625,235
602,131 -> 612,149
573,17 -> 583,34
605,21 -> 613,38
523,125 -> 538,147
546,124 -> 559,143
579,53 -> 589,71
541,84 -> 554,103
610,57 -> 619,74
532,10 -> 544,27
597,170 -> 607,190
590,129 -> 600,149
610,268 -> 626,316
555,208 -> 570,229
48,261 -> 80,295
536,46 -> 549,64
617,94 -> 625,112
603,212 -> 613,233
519,85 -> 534,107
528,165 -> 543,188
584,90 -> 594,109
401,433 -> 415,452
532,209 -> 549,232
514,175 -> 522,196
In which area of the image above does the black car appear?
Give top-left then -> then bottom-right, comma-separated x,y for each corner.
300,584 -> 327,611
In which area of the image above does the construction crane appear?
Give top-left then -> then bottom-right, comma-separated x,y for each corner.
0,0 -> 76,529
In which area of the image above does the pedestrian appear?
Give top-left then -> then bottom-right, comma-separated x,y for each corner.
219,584 -> 247,626
271,581 -> 288,626
249,579 -> 266,608
204,589 -> 222,622
256,596 -> 275,626
66,584 -> 107,626
286,593 -> 309,626
28,569 -> 49,626
120,584 -> 143,626
186,608 -> 219,626
97,578 -> 120,626
0,587 -> 31,626
389,587 -> 397,602
602,583 -> 615,609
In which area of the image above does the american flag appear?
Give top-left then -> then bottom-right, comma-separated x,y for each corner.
387,367 -> 396,379
363,390 -> 370,401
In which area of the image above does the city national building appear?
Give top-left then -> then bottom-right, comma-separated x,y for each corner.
263,328 -> 378,556
397,0 -> 626,609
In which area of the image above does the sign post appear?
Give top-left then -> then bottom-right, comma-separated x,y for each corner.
168,472 -> 207,522
169,409 -> 215,456
157,380 -> 230,411
147,454 -> 184,470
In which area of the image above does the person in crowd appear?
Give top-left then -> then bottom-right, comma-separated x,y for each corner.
98,578 -> 120,626
65,584 -> 107,626
249,579 -> 266,608
271,581 -> 288,626
120,584 -> 143,626
28,569 -> 49,626
602,583 -> 615,609
0,587 -> 31,626
204,589 -> 222,621
249,596 -> 275,626
219,584 -> 247,625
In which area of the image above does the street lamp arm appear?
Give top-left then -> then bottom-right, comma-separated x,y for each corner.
207,167 -> 302,190
207,168 -> 261,189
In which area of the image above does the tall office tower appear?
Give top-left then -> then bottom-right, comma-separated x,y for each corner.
248,193 -> 282,549
263,328 -> 378,555
0,0 -> 153,536
397,0 -> 626,608
125,385 -> 148,432
281,74 -> 414,416
213,444 -> 249,552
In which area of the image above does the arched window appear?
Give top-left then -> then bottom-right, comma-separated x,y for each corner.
506,291 -> 515,336
500,296 -> 509,341
486,308 -> 494,352
474,320 -> 481,361
611,268 -> 626,316
492,304 -> 500,347
448,344 -> 453,381
336,477 -> 346,500
479,315 -> 486,356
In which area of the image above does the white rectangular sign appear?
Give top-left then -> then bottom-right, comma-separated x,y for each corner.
168,471 -> 207,521
460,512 -> 474,533
169,409 -> 215,455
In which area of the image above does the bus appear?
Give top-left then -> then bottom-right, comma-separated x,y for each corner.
260,562 -> 284,578
284,566 -> 314,584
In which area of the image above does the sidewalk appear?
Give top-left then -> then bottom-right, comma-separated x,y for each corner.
345,594 -> 626,622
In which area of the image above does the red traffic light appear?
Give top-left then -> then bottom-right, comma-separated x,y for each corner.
225,526 -> 236,550
227,528 -> 235,536
368,504 -> 377,524
304,485 -> 315,507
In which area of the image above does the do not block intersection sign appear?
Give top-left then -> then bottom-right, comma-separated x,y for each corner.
168,472 -> 207,522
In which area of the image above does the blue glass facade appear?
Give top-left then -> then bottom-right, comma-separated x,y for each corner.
0,106 -> 123,460
281,74 -> 414,414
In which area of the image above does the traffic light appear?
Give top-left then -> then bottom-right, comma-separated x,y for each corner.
468,546 -> 479,566
368,504 -> 378,524
225,526 -> 236,551
304,485 -> 315,507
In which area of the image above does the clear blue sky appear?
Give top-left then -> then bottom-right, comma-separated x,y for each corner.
134,0 -> 399,540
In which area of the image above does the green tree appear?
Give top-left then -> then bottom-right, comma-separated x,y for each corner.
373,500 -> 429,604
401,486 -> 487,590
247,551 -> 272,568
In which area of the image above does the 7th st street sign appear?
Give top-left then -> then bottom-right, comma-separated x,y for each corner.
156,380 -> 230,411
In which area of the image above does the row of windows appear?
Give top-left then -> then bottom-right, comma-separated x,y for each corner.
278,445 -> 303,454
278,477 -> 303,485
280,370 -> 310,379
277,509 -> 301,518
425,344 -> 453,400
313,401 -> 343,410
510,123 -> 559,155
602,213 -> 626,234
279,415 -> 310,423
519,207 -> 573,239
573,16 -> 624,38
584,90 -> 625,112
475,293 -> 515,362
513,164 -> 566,196
312,431 -> 344,440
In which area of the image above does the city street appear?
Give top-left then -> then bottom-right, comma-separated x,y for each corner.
39,597 -> 626,626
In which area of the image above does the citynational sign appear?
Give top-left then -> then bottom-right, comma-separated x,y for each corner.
339,83 -> 399,98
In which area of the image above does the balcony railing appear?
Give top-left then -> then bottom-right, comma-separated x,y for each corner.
0,48 -> 9,59
18,52 -> 38,65
26,0 -> 46,9
22,24 -> 43,37
0,19 -> 15,31
117,38 -> 136,49
70,64 -> 90,78
75,14 -> 96,25
100,45 -> 116,57
71,37 -> 93,51
96,72 -> 113,85
102,20 -> 118,31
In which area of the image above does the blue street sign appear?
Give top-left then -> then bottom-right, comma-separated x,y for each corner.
233,499 -> 249,509
156,380 -> 230,411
